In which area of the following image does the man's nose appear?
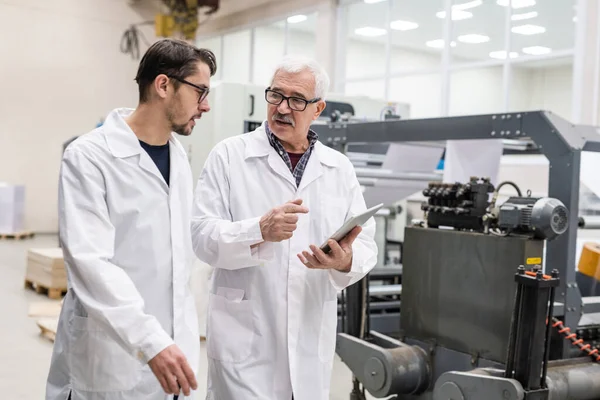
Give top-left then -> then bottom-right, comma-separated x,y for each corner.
277,100 -> 291,114
199,99 -> 210,112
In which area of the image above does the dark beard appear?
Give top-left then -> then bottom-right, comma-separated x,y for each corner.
166,105 -> 191,136
172,123 -> 190,136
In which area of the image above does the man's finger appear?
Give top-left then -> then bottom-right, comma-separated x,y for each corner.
310,245 -> 330,265
282,204 -> 309,214
283,214 -> 299,223
297,253 -> 308,264
340,226 -> 362,248
165,372 -> 179,395
156,374 -> 170,394
327,239 -> 345,258
181,359 -> 198,391
302,251 -> 323,269
287,198 -> 303,206
172,367 -> 190,396
281,223 -> 297,232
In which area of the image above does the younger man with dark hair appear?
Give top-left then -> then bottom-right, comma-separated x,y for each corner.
45,38 -> 216,400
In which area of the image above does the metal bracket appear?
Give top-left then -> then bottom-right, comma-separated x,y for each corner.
335,333 -> 429,398
433,371 -> 525,400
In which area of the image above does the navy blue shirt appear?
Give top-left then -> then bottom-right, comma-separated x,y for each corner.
139,140 -> 170,186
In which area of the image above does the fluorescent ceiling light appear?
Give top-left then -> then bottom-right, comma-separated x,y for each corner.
355,27 -> 387,37
573,16 -> 577,22
511,11 -> 538,20
436,10 -> 473,21
522,46 -> 551,55
287,15 -> 307,24
497,0 -> 536,8
457,34 -> 490,44
453,0 -> 483,10
426,39 -> 457,49
489,50 -> 519,59
390,20 -> 419,31
512,24 -> 546,35
364,0 -> 387,3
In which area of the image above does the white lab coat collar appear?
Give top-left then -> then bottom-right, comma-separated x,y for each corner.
244,120 -> 338,168
103,108 -> 187,159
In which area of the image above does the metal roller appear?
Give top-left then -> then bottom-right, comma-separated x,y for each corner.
578,215 -> 600,229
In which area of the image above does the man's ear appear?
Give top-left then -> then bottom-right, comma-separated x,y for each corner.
313,100 -> 326,120
154,74 -> 170,99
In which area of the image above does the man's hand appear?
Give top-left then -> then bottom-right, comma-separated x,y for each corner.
297,226 -> 362,272
260,199 -> 309,242
148,344 -> 198,396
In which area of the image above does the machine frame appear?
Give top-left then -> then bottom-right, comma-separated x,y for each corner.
312,110 -> 600,359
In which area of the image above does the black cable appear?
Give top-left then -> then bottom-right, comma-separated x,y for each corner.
120,22 -> 153,60
496,181 -> 523,197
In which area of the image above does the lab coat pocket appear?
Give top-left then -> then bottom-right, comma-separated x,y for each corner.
207,289 -> 255,363
69,315 -> 142,392
318,299 -> 338,362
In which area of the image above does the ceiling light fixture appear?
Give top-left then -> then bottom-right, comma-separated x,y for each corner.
511,11 -> 538,20
426,39 -> 457,49
436,10 -> 473,21
497,0 -> 536,9
355,27 -> 387,37
522,46 -> 552,55
363,0 -> 387,3
390,20 -> 419,31
453,0 -> 483,10
511,24 -> 546,35
489,50 -> 519,59
457,34 -> 490,44
287,15 -> 307,24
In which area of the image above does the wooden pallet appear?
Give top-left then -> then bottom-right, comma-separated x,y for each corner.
0,231 -> 34,240
36,318 -> 58,342
24,279 -> 66,299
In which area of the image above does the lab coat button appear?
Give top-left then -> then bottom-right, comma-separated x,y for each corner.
137,350 -> 145,361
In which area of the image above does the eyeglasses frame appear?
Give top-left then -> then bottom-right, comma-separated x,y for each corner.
264,88 -> 321,111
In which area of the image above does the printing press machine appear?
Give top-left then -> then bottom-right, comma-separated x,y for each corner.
313,111 -> 600,400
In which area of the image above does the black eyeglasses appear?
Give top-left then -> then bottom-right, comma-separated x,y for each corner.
265,89 -> 320,111
171,76 -> 210,103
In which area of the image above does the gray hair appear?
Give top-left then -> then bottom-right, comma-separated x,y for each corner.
270,55 -> 330,99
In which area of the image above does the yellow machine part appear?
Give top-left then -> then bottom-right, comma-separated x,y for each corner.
578,242 -> 600,280
157,0 -> 199,41
155,13 -> 175,37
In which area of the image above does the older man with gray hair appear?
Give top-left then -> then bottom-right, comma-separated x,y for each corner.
191,55 -> 378,400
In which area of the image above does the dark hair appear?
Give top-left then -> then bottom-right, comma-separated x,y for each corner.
135,38 -> 217,103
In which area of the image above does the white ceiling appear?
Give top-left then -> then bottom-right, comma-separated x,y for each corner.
283,0 -> 575,64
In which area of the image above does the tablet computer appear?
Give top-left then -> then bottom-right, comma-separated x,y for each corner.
320,203 -> 384,254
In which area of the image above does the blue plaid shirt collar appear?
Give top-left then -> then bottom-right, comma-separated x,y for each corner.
265,122 -> 319,187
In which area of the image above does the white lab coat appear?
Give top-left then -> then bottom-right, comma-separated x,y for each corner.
46,108 -> 200,400
191,122 -> 378,400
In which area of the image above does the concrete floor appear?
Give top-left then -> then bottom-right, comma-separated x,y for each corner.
0,234 -> 369,400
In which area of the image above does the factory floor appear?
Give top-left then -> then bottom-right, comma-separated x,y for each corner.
0,234 -> 377,400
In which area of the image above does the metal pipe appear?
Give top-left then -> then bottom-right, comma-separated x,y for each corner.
355,170 -> 441,181
578,215 -> 600,229
546,359 -> 600,400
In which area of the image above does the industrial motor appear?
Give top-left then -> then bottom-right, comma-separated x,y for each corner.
421,177 -> 569,240
497,196 -> 569,240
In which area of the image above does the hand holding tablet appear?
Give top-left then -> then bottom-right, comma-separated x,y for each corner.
319,203 -> 384,254
296,203 -> 384,272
